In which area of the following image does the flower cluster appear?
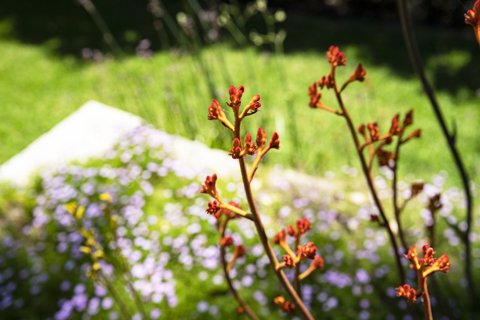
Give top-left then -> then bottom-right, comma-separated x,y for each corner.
274,218 -> 323,278
397,245 -> 450,306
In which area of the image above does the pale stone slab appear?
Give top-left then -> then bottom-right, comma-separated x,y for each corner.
0,100 -> 341,203
0,101 -> 143,186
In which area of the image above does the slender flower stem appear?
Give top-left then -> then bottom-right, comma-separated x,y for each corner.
396,0 -> 474,302
219,219 -> 259,320
294,237 -> 302,299
233,108 -> 315,320
421,278 -> 433,320
392,131 -> 409,252
333,82 -> 406,285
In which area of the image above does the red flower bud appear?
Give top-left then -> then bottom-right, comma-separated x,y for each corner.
206,200 -> 221,215
283,302 -> 295,314
422,245 -> 436,266
367,122 -> 379,141
397,284 -> 417,304
432,254 -> 450,273
358,124 -> 366,135
287,225 -> 297,238
405,246 -> 418,261
301,242 -> 317,260
229,138 -> 243,159
244,133 -> 256,156
297,218 -> 312,235
406,129 -> 421,141
236,306 -> 244,314
208,99 -> 223,120
256,127 -> 267,149
311,256 -> 324,269
227,85 -> 245,108
268,132 -> 280,149
326,45 -> 346,67
326,74 -> 335,89
389,115 -> 402,136
273,229 -> 287,244
403,109 -> 414,126
318,75 -> 327,89
308,82 -> 317,97
348,63 -> 366,83
283,255 -> 295,268
201,174 -> 218,195
233,245 -> 246,258
219,235 -> 234,247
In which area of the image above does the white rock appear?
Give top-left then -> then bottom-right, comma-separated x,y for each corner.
0,101 -> 143,186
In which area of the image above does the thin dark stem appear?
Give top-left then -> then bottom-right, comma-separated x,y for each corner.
392,132 -> 409,252
219,219 -> 259,320
233,109 -> 314,320
333,82 -> 406,285
396,0 -> 474,301
293,237 -> 302,299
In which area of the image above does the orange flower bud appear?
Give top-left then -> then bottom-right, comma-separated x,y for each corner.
318,75 -> 327,89
358,124 -> 366,135
422,245 -> 436,266
227,85 -> 245,108
301,242 -> 317,260
208,99 -> 223,120
308,82 -> 318,97
297,218 -> 312,235
311,256 -> 324,269
229,138 -> 243,159
244,133 -> 256,156
206,200 -> 221,215
283,302 -> 295,314
348,63 -> 366,83
403,109 -> 414,126
256,127 -> 267,149
274,296 -> 286,307
233,245 -> 246,258
201,174 -> 218,195
432,254 -> 450,273
367,122 -> 379,141
236,306 -> 244,314
219,235 -> 234,247
273,229 -> 287,245
406,129 -> 421,141
406,246 -> 418,259
283,255 -> 295,268
326,45 -> 346,67
287,225 -> 297,238
326,74 -> 335,89
389,115 -> 402,136
396,284 -> 417,304
268,132 -> 280,149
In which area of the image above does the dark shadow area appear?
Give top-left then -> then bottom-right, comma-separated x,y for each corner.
0,0 -> 479,96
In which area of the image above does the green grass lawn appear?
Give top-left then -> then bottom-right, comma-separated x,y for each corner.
0,16 -> 479,192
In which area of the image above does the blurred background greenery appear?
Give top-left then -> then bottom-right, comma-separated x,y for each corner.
0,0 -> 479,319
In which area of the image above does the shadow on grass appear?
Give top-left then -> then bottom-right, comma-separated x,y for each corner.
1,0 -> 479,96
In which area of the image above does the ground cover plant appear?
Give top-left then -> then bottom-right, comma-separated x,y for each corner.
0,121 -> 476,319
1,0 -> 480,319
